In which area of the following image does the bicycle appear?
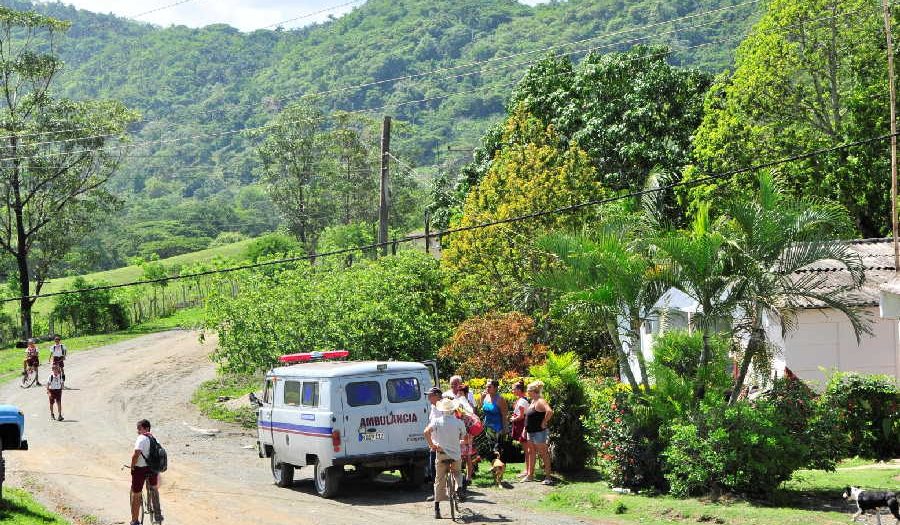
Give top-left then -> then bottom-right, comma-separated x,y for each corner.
440,458 -> 460,522
20,362 -> 38,388
123,465 -> 162,525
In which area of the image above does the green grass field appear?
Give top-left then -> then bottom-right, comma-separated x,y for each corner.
0,307 -> 205,384
538,460 -> 900,525
18,237 -> 255,318
0,488 -> 68,524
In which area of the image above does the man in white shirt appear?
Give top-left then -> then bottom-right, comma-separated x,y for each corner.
443,375 -> 474,412
46,365 -> 64,421
426,386 -> 443,483
424,398 -> 466,519
130,419 -> 163,525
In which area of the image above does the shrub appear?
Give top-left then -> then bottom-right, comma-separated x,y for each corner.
663,400 -> 807,497
530,351 -> 592,472
818,372 -> 900,459
439,312 -> 548,379
51,277 -> 130,335
210,231 -> 247,247
244,231 -> 303,262
206,251 -> 463,373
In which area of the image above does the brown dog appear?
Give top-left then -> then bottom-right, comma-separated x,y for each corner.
490,453 -> 506,487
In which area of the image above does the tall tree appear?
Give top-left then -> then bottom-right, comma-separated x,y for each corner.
0,7 -> 136,338
689,0 -> 890,237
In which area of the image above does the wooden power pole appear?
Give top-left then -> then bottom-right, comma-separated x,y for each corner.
379,116 -> 391,256
882,0 -> 899,270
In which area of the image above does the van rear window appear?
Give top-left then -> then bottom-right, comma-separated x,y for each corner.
387,377 -> 420,403
346,381 -> 382,407
283,381 -> 302,406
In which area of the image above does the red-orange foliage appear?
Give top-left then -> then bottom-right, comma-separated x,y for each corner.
439,312 -> 548,379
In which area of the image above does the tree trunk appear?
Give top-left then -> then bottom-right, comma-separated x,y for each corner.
608,320 -> 641,393
729,318 -> 765,405
694,327 -> 712,401
630,317 -> 651,392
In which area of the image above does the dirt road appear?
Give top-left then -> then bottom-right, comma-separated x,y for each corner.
1,330 -> 595,525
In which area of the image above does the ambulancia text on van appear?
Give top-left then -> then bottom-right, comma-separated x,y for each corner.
254,351 -> 437,498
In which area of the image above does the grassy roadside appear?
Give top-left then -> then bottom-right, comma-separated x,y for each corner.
537,461 -> 900,525
0,307 -> 205,384
192,372 -> 261,428
0,488 -> 69,524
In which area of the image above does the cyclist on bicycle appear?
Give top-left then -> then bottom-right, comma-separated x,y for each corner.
48,335 -> 66,381
22,338 -> 41,385
130,419 -> 163,525
424,398 -> 466,519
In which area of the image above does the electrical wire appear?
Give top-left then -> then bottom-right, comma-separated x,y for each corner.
2,131 -> 892,303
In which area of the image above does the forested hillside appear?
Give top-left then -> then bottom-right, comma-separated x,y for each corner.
3,0 -> 761,273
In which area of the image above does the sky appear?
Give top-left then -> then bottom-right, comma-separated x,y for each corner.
54,0 -> 546,32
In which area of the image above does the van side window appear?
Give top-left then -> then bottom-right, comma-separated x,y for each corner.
283,381 -> 302,406
302,382 -> 319,407
263,379 -> 274,404
386,377 -> 420,403
346,381 -> 382,407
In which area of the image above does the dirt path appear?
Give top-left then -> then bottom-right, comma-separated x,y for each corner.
1,330 -> 598,525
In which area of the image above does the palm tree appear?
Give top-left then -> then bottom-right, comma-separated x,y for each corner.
536,216 -> 663,393
652,202 -> 739,401
724,173 -> 869,404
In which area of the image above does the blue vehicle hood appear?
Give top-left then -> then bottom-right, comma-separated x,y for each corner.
0,404 -> 24,423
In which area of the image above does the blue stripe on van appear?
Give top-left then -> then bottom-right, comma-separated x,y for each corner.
259,421 -> 333,438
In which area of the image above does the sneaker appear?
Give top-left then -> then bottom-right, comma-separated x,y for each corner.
541,478 -> 555,486
36,381 -> 41,386
154,514 -> 164,523
57,415 -> 64,421
50,414 -> 55,421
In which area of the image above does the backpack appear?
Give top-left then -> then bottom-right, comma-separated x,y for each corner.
141,435 -> 168,473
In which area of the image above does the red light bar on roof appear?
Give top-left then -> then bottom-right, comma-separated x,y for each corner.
279,350 -> 350,364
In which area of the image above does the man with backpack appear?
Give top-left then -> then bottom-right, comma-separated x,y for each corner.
130,419 -> 165,525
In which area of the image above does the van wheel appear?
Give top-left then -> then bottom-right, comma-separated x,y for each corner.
271,452 -> 294,488
400,461 -> 426,490
314,459 -> 342,498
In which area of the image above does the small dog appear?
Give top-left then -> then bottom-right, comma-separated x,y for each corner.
843,486 -> 900,524
490,452 -> 505,487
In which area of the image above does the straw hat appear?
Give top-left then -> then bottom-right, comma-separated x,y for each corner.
435,398 -> 457,413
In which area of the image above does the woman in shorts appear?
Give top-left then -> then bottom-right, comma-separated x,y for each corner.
524,380 -> 555,484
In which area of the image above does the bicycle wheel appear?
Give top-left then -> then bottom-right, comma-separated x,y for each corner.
20,367 -> 36,388
448,471 -> 457,522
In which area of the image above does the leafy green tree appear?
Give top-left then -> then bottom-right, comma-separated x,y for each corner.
0,7 -> 137,338
51,277 -> 129,334
442,107 -> 601,309
244,232 -> 303,262
689,0 -> 890,236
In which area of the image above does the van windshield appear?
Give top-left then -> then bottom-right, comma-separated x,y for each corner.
346,381 -> 382,407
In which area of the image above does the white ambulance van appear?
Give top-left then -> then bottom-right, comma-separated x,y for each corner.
254,351 -> 437,498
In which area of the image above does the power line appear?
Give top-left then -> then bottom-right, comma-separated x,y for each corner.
258,0 -> 366,30
3,132 -> 892,303
130,0 -> 200,20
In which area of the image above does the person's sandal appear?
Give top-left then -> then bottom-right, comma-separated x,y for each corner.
518,476 -> 535,483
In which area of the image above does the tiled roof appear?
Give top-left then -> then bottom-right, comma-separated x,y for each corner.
791,238 -> 895,308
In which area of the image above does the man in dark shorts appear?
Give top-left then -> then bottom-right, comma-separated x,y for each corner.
46,365 -> 64,421
49,335 -> 66,381
130,419 -> 163,525
22,338 -> 41,385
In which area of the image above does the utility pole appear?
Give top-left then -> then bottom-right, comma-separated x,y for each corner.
882,0 -> 899,271
378,116 -> 391,256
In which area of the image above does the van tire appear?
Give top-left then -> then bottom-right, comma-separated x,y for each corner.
271,452 -> 294,488
400,461 -> 426,490
314,459 -> 342,498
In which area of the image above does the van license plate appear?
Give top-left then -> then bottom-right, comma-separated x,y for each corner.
361,432 -> 385,441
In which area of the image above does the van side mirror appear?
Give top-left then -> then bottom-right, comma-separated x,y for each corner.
249,392 -> 262,407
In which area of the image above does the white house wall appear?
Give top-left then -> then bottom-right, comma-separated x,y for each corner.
780,307 -> 899,385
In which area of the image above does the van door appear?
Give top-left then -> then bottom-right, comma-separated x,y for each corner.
382,373 -> 430,452
258,377 -> 275,451
341,377 -> 387,458
421,360 -> 439,390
